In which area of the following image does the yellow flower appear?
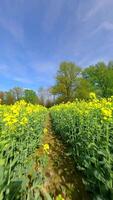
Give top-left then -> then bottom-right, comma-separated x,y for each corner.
26,106 -> 34,114
43,143 -> 49,154
20,117 -> 28,125
56,194 -> 65,200
101,108 -> 112,119
16,100 -> 27,107
89,92 -> 96,99
44,128 -> 48,134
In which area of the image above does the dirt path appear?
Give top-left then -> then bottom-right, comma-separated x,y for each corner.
42,115 -> 91,200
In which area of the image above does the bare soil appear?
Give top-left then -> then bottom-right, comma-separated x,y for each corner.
40,116 -> 91,200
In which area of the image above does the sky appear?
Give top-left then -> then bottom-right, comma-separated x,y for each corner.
0,0 -> 113,91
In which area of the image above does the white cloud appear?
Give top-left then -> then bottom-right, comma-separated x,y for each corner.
0,60 -> 56,85
90,21 -> 113,36
13,77 -> 33,84
0,63 -> 33,84
31,61 -> 58,75
101,21 -> 113,31
83,0 -> 113,21
0,17 -> 24,43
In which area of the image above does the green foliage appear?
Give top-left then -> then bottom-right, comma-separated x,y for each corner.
75,78 -> 93,100
51,60 -> 113,102
24,89 -> 38,104
4,91 -> 15,105
83,61 -> 113,97
51,62 -> 81,103
50,98 -> 113,199
0,102 -> 48,199
0,88 -> 39,105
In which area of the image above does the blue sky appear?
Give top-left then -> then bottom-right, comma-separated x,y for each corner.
0,0 -> 113,91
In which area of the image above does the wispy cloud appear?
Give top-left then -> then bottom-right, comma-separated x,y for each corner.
83,0 -> 113,21
0,60 -> 56,86
13,77 -> 33,84
0,17 -> 24,43
0,0 -> 113,90
0,63 -> 33,84
42,0 -> 65,32
90,21 -> 113,36
31,61 -> 58,78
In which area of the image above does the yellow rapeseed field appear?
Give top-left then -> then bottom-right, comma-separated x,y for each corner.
0,100 -> 48,199
50,93 -> 113,199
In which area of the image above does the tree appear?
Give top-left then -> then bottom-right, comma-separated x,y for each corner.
0,91 -> 5,104
83,61 -> 113,97
11,87 -> 24,101
38,87 -> 55,106
4,91 -> 15,105
75,78 -> 93,100
38,87 -> 46,105
24,89 -> 38,104
51,62 -> 81,103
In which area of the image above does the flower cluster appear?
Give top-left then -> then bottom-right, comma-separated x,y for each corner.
56,194 -> 64,200
0,100 -> 48,199
0,100 -> 48,132
50,96 -> 113,199
43,143 -> 49,154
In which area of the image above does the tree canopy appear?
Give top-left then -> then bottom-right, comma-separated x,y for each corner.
23,89 -> 38,104
83,61 -> 113,97
0,60 -> 113,105
51,62 -> 81,103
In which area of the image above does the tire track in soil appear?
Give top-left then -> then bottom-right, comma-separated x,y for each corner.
42,115 -> 91,200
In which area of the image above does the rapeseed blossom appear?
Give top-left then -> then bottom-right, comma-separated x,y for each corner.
20,117 -> 28,125
89,92 -> 96,99
0,100 -> 48,199
43,143 -> 49,154
50,96 -> 113,200
44,128 -> 48,134
0,100 -> 47,132
56,194 -> 65,200
101,108 -> 112,121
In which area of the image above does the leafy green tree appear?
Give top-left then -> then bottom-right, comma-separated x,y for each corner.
83,61 -> 113,97
51,62 -> 81,103
24,89 -> 38,104
75,78 -> 93,100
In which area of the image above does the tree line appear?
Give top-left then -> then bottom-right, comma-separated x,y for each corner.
51,60 -> 113,103
0,60 -> 113,106
0,87 -> 54,107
